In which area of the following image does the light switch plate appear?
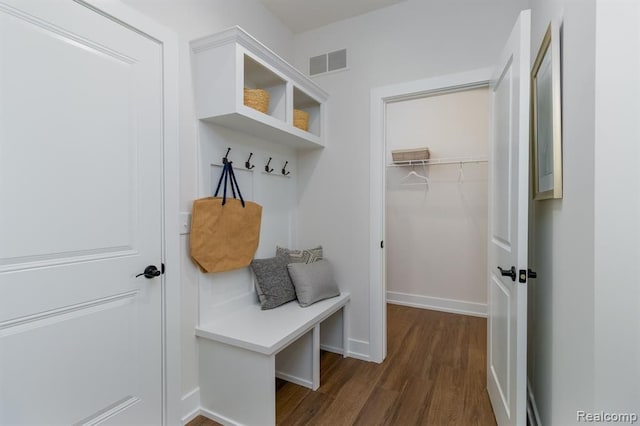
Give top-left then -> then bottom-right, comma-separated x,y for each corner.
180,212 -> 191,235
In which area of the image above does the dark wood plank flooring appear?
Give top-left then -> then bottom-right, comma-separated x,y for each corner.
188,304 -> 496,425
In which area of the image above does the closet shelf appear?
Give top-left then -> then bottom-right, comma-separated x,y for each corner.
387,156 -> 488,167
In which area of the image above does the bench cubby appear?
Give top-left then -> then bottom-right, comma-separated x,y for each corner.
197,293 -> 350,425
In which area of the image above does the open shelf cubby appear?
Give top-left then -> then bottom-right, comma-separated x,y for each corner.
244,54 -> 286,123
190,26 -> 328,150
293,86 -> 321,138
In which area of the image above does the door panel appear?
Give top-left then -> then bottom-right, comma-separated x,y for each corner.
1,14 -> 136,262
489,274 -> 512,410
2,296 -> 139,423
492,63 -> 514,249
0,1 -> 163,424
487,9 -> 530,426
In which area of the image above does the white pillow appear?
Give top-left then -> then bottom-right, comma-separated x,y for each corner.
276,245 -> 323,264
287,259 -> 340,307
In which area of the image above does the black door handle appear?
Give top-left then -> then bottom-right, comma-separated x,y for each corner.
528,269 -> 537,279
136,265 -> 161,279
498,266 -> 516,281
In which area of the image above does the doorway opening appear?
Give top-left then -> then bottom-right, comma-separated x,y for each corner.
385,85 -> 490,318
369,68 -> 492,362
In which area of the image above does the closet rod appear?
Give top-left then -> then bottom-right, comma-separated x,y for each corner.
387,156 -> 488,167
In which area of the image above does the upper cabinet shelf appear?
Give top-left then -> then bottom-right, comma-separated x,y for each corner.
190,26 -> 328,149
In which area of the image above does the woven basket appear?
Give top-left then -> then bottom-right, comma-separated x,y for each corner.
293,109 -> 309,131
391,147 -> 431,162
244,88 -> 269,114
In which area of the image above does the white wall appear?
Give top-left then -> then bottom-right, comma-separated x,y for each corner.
385,88 -> 489,315
195,125 -> 298,326
593,0 -> 640,415
529,0 -> 640,423
529,0 -> 597,423
293,0 -> 530,357
118,0 -> 295,415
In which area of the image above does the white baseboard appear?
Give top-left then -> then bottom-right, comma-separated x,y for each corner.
275,371 -> 313,388
347,338 -> 371,361
386,291 -> 487,318
200,407 -> 239,426
320,344 -> 344,355
181,387 -> 201,425
527,378 -> 542,426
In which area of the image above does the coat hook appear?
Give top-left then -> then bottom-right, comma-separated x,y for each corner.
245,152 -> 255,170
222,147 -> 231,164
265,157 -> 274,173
281,161 -> 290,176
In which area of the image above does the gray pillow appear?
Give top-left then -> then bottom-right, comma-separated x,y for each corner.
287,259 -> 340,307
251,256 -> 296,310
276,245 -> 323,264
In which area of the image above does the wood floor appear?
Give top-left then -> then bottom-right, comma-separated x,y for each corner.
188,304 -> 496,425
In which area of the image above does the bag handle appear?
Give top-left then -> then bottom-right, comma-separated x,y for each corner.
213,161 -> 246,208
228,162 -> 245,207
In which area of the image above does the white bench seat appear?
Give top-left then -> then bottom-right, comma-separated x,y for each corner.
196,292 -> 350,355
196,292 -> 350,426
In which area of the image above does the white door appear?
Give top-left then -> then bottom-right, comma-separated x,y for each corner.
487,9 -> 531,426
0,1 -> 164,424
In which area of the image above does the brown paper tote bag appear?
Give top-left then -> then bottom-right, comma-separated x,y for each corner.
190,161 -> 262,273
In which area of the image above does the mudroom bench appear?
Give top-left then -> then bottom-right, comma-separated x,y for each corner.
196,292 -> 350,425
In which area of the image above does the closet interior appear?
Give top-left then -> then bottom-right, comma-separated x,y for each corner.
385,86 -> 490,317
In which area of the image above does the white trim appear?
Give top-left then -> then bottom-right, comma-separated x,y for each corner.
181,388 -> 201,426
200,407 -> 239,426
275,371 -> 313,389
386,291 -> 487,318
191,26 -> 328,102
369,82 -> 386,364
346,338 -> 371,361
527,379 -> 542,426
369,68 -> 493,366
162,34 -> 181,426
80,2 -> 180,425
320,344 -> 344,355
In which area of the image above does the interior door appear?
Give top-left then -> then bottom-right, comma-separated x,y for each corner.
487,9 -> 531,426
0,1 -> 164,424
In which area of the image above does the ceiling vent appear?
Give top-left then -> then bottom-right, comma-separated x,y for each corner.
309,49 -> 347,76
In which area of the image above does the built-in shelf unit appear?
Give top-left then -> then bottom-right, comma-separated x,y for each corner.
190,26 -> 328,149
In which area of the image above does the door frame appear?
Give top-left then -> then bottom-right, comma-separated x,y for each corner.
79,1 -> 180,424
369,68 -> 492,363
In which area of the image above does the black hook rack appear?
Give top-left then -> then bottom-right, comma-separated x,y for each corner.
265,157 -> 274,173
222,147 -> 231,164
282,161 -> 290,176
245,153 -> 255,170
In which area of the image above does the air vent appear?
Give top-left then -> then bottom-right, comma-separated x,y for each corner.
309,54 -> 327,76
328,49 -> 347,71
309,49 -> 347,76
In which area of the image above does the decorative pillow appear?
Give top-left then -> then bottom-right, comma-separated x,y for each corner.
287,259 -> 340,307
250,256 -> 296,310
276,245 -> 323,264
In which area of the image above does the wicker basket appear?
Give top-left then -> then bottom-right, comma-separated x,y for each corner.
293,109 -> 309,131
391,147 -> 431,162
243,88 -> 270,114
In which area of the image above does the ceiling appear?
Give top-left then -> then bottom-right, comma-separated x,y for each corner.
259,0 -> 406,34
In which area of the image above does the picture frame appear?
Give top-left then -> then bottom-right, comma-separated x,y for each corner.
531,22 -> 563,200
